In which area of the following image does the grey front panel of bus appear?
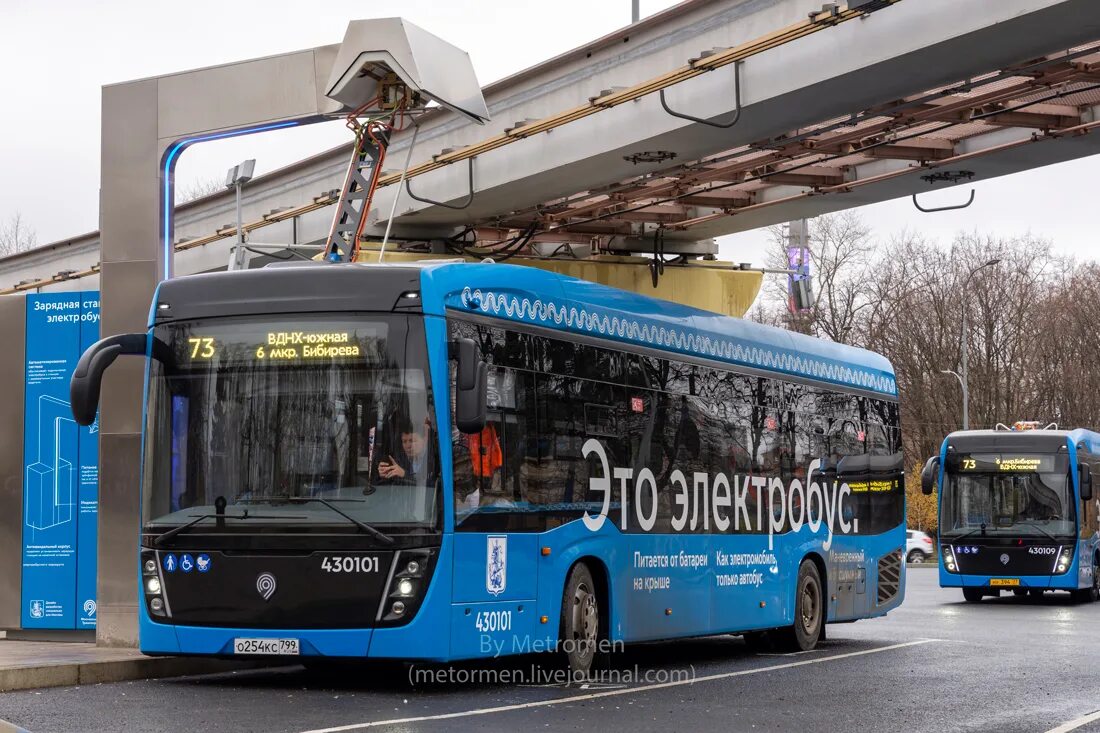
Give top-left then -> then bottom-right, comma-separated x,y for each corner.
152,265 -> 422,323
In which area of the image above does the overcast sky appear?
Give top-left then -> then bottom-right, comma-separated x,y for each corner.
1,0 -> 1096,267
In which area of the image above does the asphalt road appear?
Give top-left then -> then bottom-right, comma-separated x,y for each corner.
2,568 -> 1100,733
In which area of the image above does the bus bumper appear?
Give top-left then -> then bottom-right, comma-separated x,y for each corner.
139,538 -> 458,662
938,569 -> 1079,591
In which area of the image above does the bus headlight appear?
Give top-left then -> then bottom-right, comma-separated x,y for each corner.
1053,547 -> 1073,575
376,548 -> 437,626
140,550 -> 168,618
942,545 -> 958,573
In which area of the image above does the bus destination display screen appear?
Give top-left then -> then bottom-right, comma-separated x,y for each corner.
954,453 -> 1056,473
182,328 -> 367,364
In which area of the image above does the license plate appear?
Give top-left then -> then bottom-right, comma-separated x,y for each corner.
233,638 -> 300,655
990,578 -> 1020,587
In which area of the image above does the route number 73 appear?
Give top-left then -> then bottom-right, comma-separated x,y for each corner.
188,337 -> 215,359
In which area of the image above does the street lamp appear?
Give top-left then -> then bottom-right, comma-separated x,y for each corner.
955,257 -> 1002,430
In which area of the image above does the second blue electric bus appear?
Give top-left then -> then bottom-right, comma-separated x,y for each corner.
922,427 -> 1100,603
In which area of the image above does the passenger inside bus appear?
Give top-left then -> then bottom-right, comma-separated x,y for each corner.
458,421 -> 503,510
377,418 -> 437,487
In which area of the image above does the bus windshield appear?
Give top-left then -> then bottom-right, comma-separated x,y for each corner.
141,314 -> 438,537
941,453 -> 1075,539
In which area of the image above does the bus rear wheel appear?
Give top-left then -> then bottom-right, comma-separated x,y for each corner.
962,587 -> 984,603
561,562 -> 601,676
774,560 -> 823,652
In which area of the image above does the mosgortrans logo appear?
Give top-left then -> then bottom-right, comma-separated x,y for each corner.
580,438 -> 858,550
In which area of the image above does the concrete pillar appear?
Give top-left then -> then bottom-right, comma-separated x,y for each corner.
0,295 -> 27,631
97,79 -> 163,646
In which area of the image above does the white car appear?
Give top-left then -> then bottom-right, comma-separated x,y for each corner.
906,530 -> 934,563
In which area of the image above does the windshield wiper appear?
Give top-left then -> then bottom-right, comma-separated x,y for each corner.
944,524 -> 986,543
1011,520 -> 1059,542
240,496 -> 394,545
153,511 -> 254,546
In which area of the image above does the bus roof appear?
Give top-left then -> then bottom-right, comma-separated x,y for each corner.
944,428 -> 1100,454
419,262 -> 897,397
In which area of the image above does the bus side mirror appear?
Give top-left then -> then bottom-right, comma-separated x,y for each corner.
920,456 -> 939,496
1080,464 -> 1093,501
449,338 -> 487,434
70,333 -> 147,426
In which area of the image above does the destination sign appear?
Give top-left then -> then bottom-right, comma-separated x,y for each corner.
185,331 -> 362,363
848,479 -> 898,493
956,453 -> 1055,473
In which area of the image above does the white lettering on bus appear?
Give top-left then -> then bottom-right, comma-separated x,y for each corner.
582,440 -> 862,550
581,439 -> 611,531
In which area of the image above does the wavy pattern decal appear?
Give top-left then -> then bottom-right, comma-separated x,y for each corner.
451,287 -> 896,396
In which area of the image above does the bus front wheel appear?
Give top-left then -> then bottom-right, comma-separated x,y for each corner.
1072,562 -> 1099,604
561,562 -> 601,676
962,587 -> 984,603
775,560 -> 823,652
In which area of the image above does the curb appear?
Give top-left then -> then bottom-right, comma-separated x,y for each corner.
0,719 -> 31,733
0,656 -> 273,693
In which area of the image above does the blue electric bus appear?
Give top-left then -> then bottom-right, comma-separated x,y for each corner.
921,427 -> 1100,603
71,261 -> 905,672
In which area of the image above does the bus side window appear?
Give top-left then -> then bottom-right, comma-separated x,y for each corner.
1085,459 -> 1100,538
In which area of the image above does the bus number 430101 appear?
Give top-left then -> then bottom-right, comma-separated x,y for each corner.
475,610 -> 512,632
320,556 -> 380,573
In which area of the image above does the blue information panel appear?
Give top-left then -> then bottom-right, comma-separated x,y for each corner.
21,292 -> 100,629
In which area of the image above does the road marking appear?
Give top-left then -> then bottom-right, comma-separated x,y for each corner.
1045,710 -> 1100,733
298,638 -> 940,733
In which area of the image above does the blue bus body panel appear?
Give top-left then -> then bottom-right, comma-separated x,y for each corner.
443,523 -> 905,658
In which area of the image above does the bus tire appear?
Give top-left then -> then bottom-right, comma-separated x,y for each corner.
561,562 -> 601,677
775,560 -> 823,652
962,587 -> 984,603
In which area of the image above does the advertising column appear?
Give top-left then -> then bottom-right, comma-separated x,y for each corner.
21,291 -> 100,629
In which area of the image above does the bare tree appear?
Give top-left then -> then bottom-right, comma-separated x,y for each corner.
177,176 -> 226,203
758,211 -> 876,342
0,212 -> 38,256
749,216 -> 1100,533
